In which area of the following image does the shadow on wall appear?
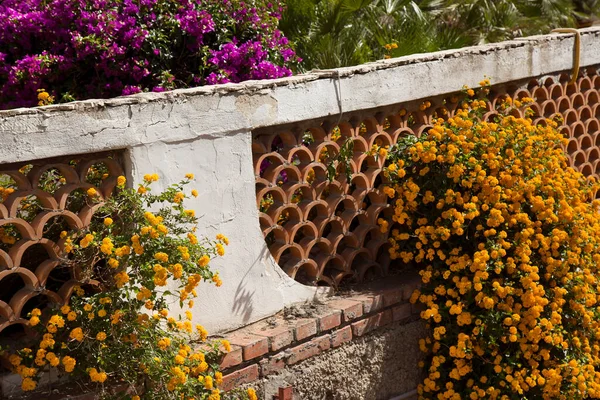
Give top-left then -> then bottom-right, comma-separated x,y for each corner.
232,282 -> 255,326
232,268 -> 256,326
231,244 -> 275,324
231,243 -> 329,326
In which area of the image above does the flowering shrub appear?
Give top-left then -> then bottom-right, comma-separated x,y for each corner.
6,173 -> 256,400
0,0 -> 298,109
383,85 -> 600,398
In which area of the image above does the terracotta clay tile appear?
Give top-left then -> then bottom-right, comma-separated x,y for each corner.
0,155 -> 124,338
253,73 -> 600,290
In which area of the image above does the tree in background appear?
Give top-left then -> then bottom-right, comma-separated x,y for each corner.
281,0 -> 600,71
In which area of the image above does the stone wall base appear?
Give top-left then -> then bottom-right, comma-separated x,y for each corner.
250,320 -> 425,400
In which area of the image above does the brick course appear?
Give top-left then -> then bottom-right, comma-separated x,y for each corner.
219,345 -> 243,369
286,334 -> 331,365
330,326 -> 353,348
326,299 -> 363,322
382,288 -> 404,308
218,279 -> 421,393
392,303 -> 412,322
317,309 -> 342,332
221,364 -> 260,392
293,318 -> 318,341
352,294 -> 384,314
259,354 -> 286,376
351,310 -> 393,337
228,332 -> 269,361
26,284 -> 421,399
253,325 -> 294,351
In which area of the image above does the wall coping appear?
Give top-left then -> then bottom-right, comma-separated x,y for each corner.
1,27 -> 599,119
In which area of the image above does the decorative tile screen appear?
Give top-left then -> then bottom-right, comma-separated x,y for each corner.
0,154 -> 124,339
253,69 -> 600,287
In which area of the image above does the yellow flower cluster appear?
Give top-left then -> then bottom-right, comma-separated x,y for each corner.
153,264 -> 168,286
0,186 -> 15,201
37,89 -> 54,106
367,141 -> 389,159
247,388 -> 258,400
100,237 -> 113,255
6,174 -> 253,399
131,234 -> 144,254
162,343 -> 222,392
114,271 -> 130,288
62,356 -> 76,372
79,233 -> 94,248
385,90 -> 600,399
0,226 -> 17,245
70,327 -> 84,342
143,173 -> 159,182
154,252 -> 169,262
88,367 -> 107,383
383,42 -> 398,59
216,233 -> 229,246
174,191 -> 185,203
180,273 -> 202,301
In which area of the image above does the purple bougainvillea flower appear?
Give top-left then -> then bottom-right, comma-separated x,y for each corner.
0,0 -> 299,109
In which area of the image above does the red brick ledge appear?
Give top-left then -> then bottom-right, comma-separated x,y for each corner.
1,275 -> 421,398
217,275 -> 422,392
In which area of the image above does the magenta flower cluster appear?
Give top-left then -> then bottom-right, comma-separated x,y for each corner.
0,0 -> 299,109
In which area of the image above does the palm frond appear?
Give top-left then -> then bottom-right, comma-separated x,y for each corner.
281,0 -> 592,70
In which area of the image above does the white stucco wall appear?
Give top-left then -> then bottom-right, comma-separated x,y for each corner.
126,134 -> 321,332
0,27 -> 599,333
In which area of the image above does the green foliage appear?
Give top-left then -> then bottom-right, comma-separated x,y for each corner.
327,137 -> 355,182
282,0 -> 600,71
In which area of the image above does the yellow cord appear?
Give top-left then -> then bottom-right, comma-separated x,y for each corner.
551,28 -> 581,84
